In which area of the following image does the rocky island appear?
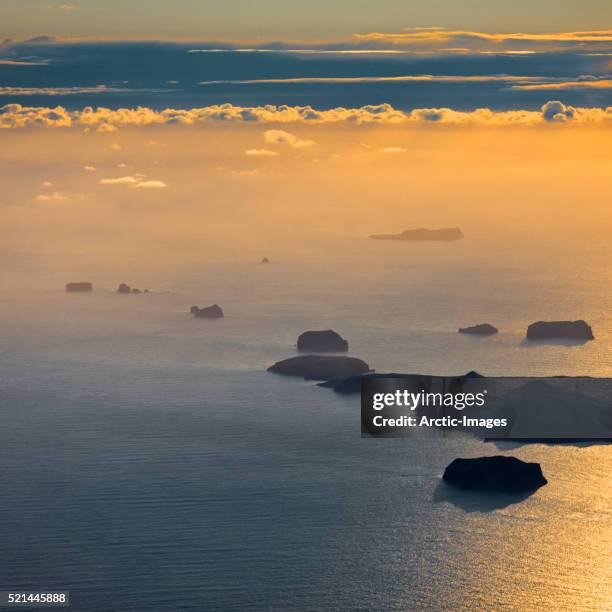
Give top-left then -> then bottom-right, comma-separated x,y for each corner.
117,283 -> 146,294
191,304 -> 224,319
443,456 -> 547,493
526,320 -> 594,341
459,324 -> 498,336
297,330 -> 349,352
318,370 -> 484,394
267,355 -> 371,380
369,227 -> 464,242
65,282 -> 93,292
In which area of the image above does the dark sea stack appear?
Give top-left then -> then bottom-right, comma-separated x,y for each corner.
459,324 -> 498,336
117,283 -> 131,294
65,282 -> 93,292
369,227 -> 464,242
132,288 -> 142,294
261,257 -> 270,264
268,355 -> 371,380
464,370 -> 485,378
297,330 -> 349,353
443,456 -> 547,493
192,304 -> 224,319
319,371 -> 484,394
526,320 -> 594,341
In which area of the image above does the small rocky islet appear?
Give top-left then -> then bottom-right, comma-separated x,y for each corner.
267,355 -> 371,380
190,304 -> 224,319
297,329 -> 349,352
442,456 -> 547,493
459,323 -> 498,336
117,283 -> 148,294
526,320 -> 594,341
65,282 -> 93,292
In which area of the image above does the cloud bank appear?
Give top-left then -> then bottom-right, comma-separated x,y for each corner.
1,101 -> 610,130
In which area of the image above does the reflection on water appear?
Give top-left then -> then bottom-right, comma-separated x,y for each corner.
0,236 -> 610,610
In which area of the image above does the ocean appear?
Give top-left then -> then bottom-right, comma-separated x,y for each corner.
0,233 -> 610,611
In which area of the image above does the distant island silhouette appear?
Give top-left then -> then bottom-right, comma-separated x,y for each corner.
369,227 -> 464,242
65,282 -> 93,292
459,324 -> 498,336
190,304 -> 224,319
117,283 -> 147,294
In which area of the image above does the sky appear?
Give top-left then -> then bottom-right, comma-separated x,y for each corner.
2,121 -> 611,275
0,1 -> 610,280
1,0 -> 612,40
1,34 -> 611,112
1,1 -> 611,112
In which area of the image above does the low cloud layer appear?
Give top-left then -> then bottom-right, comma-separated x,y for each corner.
1,101 -> 610,130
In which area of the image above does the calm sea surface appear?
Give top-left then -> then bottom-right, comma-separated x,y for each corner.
0,235 -> 610,611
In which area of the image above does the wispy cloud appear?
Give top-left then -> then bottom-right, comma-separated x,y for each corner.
190,48 -> 415,55
244,148 -> 279,156
512,79 -> 612,90
353,28 -> 612,52
0,59 -> 50,66
199,75 -> 551,86
37,192 -> 67,201
264,129 -> 314,148
356,29 -> 612,43
0,85 -> 130,96
99,176 -> 167,188
99,176 -> 139,185
380,146 -> 407,153
132,180 -> 167,188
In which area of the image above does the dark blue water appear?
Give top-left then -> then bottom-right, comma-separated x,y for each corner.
1,250 -> 610,610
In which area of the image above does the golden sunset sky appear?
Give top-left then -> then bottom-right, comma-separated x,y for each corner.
1,1 -> 610,280
1,0 -> 611,40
